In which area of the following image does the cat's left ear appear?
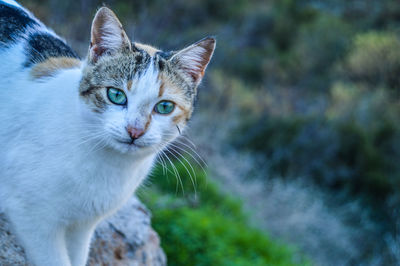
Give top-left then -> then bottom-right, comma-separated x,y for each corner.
170,37 -> 216,86
89,7 -> 131,63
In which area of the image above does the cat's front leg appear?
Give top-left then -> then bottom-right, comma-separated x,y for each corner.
66,221 -> 97,266
7,211 -> 71,266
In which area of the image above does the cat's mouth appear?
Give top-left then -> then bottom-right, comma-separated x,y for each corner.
114,138 -> 147,148
116,139 -> 138,146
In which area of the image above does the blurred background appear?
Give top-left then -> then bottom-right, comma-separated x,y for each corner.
24,0 -> 400,265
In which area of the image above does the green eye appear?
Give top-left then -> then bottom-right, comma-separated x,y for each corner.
155,101 -> 175,114
107,88 -> 127,105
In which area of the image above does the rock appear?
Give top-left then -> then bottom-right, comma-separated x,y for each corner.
88,197 -> 167,266
0,197 -> 167,266
0,214 -> 27,266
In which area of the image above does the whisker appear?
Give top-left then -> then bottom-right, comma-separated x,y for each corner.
160,133 -> 205,168
152,146 -> 167,176
69,132 -> 109,149
160,149 -> 184,195
157,153 -> 167,176
166,145 -> 197,197
167,144 -> 198,187
178,135 -> 197,148
157,151 -> 176,183
168,142 -> 206,177
172,139 -> 208,168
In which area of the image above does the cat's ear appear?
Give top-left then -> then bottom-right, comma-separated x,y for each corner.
89,7 -> 131,63
170,37 -> 216,85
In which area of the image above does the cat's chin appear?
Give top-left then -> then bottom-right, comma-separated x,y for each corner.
109,139 -> 154,155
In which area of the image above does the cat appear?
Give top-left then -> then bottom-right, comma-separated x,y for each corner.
0,1 -> 215,265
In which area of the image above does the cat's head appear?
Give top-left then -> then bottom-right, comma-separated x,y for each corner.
79,7 -> 215,154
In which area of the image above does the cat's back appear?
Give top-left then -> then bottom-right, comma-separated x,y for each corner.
0,0 -> 81,115
0,0 -> 37,45
0,0 -> 82,158
0,0 -> 79,78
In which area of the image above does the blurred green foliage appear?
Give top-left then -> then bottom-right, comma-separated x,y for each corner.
344,32 -> 400,90
140,161 -> 307,266
236,85 -> 400,205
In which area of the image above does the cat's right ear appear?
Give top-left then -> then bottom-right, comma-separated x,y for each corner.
169,37 -> 216,86
89,7 -> 131,63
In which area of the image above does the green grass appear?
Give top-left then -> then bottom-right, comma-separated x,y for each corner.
139,159 -> 309,266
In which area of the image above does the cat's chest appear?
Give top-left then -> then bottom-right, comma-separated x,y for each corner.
61,152 -> 155,219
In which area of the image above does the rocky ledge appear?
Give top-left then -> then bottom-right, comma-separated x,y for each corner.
0,197 -> 166,266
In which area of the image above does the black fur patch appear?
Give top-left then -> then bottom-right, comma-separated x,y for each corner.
135,53 -> 143,64
155,51 -> 174,71
0,3 -> 39,45
24,33 -> 79,67
130,50 -> 151,79
156,57 -> 166,71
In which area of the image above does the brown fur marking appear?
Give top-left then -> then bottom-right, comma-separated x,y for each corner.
173,106 -> 191,124
144,115 -> 152,131
158,81 -> 165,97
158,73 -> 183,96
127,80 -> 133,91
31,57 -> 81,79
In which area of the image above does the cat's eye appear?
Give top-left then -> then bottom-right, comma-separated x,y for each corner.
154,101 -> 175,114
107,87 -> 127,105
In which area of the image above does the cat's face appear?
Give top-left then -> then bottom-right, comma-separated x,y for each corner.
79,7 -> 215,154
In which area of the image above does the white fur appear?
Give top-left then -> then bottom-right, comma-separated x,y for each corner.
0,34 -> 182,266
2,0 -> 20,8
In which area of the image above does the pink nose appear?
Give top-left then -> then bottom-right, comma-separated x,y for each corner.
127,126 -> 145,140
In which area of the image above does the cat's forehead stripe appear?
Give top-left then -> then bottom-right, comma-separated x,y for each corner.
134,57 -> 160,96
130,50 -> 151,78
